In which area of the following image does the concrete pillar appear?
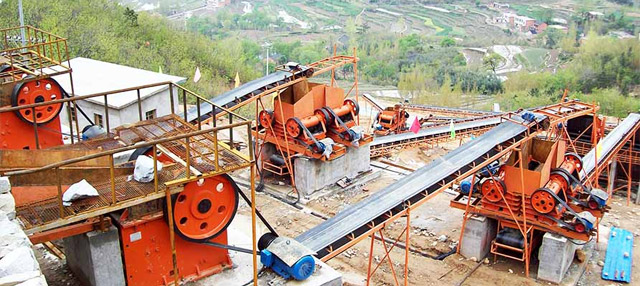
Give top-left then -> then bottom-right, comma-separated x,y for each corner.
608,157 -> 617,193
63,226 -> 125,286
459,215 -> 497,260
537,232 -> 578,283
294,144 -> 370,197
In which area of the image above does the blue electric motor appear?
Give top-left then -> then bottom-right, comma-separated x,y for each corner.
258,233 -> 316,281
521,111 -> 536,122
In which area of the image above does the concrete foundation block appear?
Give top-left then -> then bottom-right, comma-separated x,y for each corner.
537,233 -> 578,284
459,215 -> 497,260
63,226 -> 125,286
294,144 -> 370,197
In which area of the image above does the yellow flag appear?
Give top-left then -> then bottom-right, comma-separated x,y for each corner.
234,72 -> 240,88
596,141 -> 603,160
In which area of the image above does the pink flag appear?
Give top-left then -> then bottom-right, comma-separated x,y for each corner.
409,116 -> 420,134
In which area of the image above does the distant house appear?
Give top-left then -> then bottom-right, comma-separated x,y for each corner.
586,11 -> 604,20
492,2 -> 510,9
609,31 -> 636,39
206,0 -> 231,10
514,15 -> 536,31
53,57 -> 186,131
548,25 -> 569,33
532,21 -> 548,34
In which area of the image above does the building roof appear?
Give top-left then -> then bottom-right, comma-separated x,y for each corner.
52,57 -> 186,109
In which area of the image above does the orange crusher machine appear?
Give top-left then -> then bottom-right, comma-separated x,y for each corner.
361,93 -> 412,136
372,103 -> 411,136
0,66 -> 65,149
255,79 -> 372,175
0,74 -> 315,284
454,138 -> 608,260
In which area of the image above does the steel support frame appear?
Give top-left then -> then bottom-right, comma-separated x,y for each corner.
318,125 -> 543,286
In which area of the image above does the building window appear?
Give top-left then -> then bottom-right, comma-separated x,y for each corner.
145,109 -> 157,120
69,105 -> 77,122
94,113 -> 103,127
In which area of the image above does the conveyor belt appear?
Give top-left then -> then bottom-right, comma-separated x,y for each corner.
582,113 -> 640,179
361,93 -> 386,111
297,113 -> 545,258
185,67 -> 311,122
405,104 -> 500,116
371,116 -> 502,146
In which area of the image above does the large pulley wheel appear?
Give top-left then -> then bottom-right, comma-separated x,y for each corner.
564,152 -> 583,172
285,118 -> 303,138
480,178 -> 506,203
259,110 -> 275,128
344,99 -> 360,116
531,188 -> 556,214
11,78 -> 64,125
314,108 -> 330,125
171,175 -> 239,241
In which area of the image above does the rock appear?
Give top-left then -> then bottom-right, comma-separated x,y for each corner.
0,177 -> 9,194
575,249 -> 587,262
597,261 -> 605,267
0,194 -> 15,220
16,275 -> 47,286
0,247 -> 40,277
437,235 -> 447,242
0,271 -> 41,285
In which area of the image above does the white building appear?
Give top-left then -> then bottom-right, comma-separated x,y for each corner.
54,57 -> 185,131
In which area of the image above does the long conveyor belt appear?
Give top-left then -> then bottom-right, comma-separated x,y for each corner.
297,113 -> 546,258
369,116 -> 503,157
582,113 -> 640,179
185,67 -> 312,122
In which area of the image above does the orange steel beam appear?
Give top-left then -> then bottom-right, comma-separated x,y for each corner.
28,217 -> 111,245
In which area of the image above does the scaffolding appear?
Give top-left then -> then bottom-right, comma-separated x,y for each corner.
0,79 -> 260,285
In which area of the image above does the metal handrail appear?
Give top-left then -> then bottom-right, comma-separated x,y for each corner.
4,119 -> 252,176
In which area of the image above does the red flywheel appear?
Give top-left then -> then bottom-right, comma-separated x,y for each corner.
171,174 -> 239,241
11,78 -> 64,125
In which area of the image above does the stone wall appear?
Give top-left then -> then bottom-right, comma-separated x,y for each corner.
0,177 -> 48,286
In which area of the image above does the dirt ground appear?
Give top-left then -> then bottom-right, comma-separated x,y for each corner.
33,139 -> 640,286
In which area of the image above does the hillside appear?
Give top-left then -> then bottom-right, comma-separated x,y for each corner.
0,0 -> 263,98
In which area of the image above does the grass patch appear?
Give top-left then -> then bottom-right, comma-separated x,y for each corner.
520,48 -> 548,69
408,13 -> 444,33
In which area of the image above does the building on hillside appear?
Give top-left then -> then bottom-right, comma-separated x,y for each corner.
548,25 -> 569,33
531,21 -> 548,34
514,15 -> 536,31
586,11 -> 604,20
492,2 -> 510,9
53,57 -> 186,131
206,0 -> 231,10
609,31 -> 636,39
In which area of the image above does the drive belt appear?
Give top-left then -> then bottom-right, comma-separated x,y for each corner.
536,187 -> 589,232
323,107 -> 353,141
291,117 -> 324,154
551,168 -> 593,196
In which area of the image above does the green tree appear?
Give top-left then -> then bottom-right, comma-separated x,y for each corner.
483,52 -> 504,73
440,37 -> 455,47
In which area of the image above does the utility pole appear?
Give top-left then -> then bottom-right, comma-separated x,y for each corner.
18,0 -> 26,47
262,42 -> 272,76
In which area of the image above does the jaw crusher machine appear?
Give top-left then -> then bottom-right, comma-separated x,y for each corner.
0,65 -> 65,150
256,79 -> 371,162
456,137 -> 608,261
